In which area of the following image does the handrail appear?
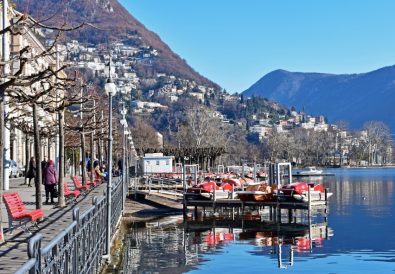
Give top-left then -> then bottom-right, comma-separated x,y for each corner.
14,177 -> 124,274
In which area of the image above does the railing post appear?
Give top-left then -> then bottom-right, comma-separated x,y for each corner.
73,208 -> 80,273
28,234 -> 42,274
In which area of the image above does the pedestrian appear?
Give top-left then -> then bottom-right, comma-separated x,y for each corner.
41,157 -> 47,185
118,159 -> 123,176
94,160 -> 105,183
87,158 -> 92,175
66,158 -> 70,175
43,159 -> 58,204
26,157 -> 36,187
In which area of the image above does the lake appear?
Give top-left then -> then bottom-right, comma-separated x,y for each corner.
110,168 -> 395,274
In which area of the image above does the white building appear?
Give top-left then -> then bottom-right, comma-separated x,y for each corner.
141,153 -> 174,174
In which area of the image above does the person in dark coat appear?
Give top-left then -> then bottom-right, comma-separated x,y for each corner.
26,157 -> 36,187
118,159 -> 123,176
41,158 -> 47,185
43,159 -> 57,204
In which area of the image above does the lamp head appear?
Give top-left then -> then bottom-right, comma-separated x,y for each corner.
105,78 -> 117,96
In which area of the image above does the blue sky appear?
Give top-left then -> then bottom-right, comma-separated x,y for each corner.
119,0 -> 395,93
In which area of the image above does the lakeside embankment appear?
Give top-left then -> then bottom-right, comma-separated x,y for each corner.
122,193 -> 183,222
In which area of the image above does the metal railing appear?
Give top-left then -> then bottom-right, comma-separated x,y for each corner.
15,177 -> 124,274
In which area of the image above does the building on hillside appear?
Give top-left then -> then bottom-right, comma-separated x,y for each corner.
250,125 -> 272,140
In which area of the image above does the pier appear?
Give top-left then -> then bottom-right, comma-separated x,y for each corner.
129,162 -> 331,224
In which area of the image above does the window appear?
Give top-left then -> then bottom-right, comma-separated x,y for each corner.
166,160 -> 169,165
156,161 -> 160,165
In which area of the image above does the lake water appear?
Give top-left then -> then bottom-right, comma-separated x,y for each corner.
111,168 -> 395,274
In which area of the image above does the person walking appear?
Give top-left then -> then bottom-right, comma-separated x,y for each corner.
43,159 -> 58,204
26,157 -> 36,187
117,158 -> 123,176
41,157 -> 47,185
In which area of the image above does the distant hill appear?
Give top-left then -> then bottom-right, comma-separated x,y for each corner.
242,66 -> 395,131
14,0 -> 219,89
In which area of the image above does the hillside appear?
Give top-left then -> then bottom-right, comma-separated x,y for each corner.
14,0 -> 219,89
242,66 -> 395,131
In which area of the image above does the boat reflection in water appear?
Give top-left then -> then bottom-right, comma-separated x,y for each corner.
111,213 -> 333,273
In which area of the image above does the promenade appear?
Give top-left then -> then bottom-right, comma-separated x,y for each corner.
0,177 -> 107,273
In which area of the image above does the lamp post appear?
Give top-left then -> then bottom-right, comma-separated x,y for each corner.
104,58 -> 117,258
120,114 -> 127,213
123,129 -> 130,210
2,0 -> 10,191
120,107 -> 127,184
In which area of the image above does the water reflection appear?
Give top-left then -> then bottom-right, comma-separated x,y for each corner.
114,214 -> 333,273
320,168 -> 395,216
111,168 -> 395,273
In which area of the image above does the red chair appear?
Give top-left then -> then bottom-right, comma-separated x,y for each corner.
64,183 -> 81,204
3,192 -> 44,234
71,176 -> 91,192
84,176 -> 97,187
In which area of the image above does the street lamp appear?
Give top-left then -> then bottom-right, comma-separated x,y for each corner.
104,58 -> 116,258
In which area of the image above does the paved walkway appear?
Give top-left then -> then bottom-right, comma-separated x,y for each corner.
0,176 -> 108,274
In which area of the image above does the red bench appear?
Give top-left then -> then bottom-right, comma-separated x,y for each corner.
2,192 -> 44,234
84,176 -> 98,187
64,183 -> 81,204
71,176 -> 91,192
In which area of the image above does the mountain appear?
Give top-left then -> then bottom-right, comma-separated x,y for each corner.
14,0 -> 219,89
242,66 -> 395,131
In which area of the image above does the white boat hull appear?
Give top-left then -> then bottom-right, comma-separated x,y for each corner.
293,191 -> 333,202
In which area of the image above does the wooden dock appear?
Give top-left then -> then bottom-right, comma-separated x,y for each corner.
185,198 -> 327,210
129,172 -> 331,223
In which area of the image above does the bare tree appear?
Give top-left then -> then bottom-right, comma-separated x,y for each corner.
131,118 -> 160,150
0,10 -> 92,210
363,121 -> 391,165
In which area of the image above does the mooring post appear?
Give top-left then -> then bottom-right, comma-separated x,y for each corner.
212,188 -> 216,214
269,206 -> 273,221
288,209 -> 292,223
277,206 -> 282,223
183,165 -> 187,218
148,177 -> 151,193
231,184 -> 234,199
325,188 -> 328,207
253,161 -> 257,182
324,188 -> 329,222
194,166 -> 198,185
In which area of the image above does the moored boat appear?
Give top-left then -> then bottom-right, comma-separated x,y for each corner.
296,166 -> 323,176
237,184 -> 277,202
187,178 -> 232,200
280,182 -> 332,203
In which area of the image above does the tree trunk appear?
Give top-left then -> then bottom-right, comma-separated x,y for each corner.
72,148 -> 76,176
97,138 -> 102,167
47,137 -> 51,160
80,131 -> 86,185
0,97 -> 4,242
24,134 -> 29,185
90,131 -> 94,183
58,109 -> 66,207
33,103 -> 42,209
